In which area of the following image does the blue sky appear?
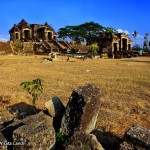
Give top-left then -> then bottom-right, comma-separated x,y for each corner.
0,0 -> 150,46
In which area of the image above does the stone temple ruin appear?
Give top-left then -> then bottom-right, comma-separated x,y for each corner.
9,19 -> 132,58
99,32 -> 132,58
9,19 -> 73,54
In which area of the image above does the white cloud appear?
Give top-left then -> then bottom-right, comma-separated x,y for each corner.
117,29 -> 130,35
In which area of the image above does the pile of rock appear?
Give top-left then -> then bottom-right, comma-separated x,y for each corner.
0,84 -> 150,150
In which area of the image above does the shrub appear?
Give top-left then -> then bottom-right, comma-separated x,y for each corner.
20,79 -> 43,105
88,43 -> 98,56
13,39 -> 23,54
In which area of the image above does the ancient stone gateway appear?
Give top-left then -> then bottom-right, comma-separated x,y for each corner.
99,32 -> 132,58
9,19 -> 72,54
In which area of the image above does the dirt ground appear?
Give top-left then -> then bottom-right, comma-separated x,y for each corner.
0,55 -> 150,138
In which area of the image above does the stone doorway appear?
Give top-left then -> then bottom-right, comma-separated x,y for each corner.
48,32 -> 52,40
122,38 -> 127,51
114,43 -> 118,58
37,28 -> 45,40
15,33 -> 19,40
24,30 -> 30,41
113,43 -> 118,52
128,44 -> 131,50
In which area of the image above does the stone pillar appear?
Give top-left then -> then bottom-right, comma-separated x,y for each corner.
29,29 -> 31,40
61,84 -> 101,138
121,38 -> 123,51
127,38 -> 128,51
45,31 -> 48,41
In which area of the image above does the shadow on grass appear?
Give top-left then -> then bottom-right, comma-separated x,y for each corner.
7,102 -> 42,119
92,129 -> 123,150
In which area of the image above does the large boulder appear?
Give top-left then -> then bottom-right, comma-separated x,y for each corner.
122,125 -> 150,149
61,84 -> 101,137
45,96 -> 66,133
66,132 -> 104,150
12,112 -> 55,150
0,112 -> 55,150
44,96 -> 65,117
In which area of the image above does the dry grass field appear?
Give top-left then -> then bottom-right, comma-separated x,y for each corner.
0,55 -> 150,138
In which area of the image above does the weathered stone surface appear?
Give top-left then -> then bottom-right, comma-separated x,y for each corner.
66,132 -> 104,150
11,112 -> 55,150
0,132 -> 7,150
124,125 -> 150,149
119,141 -> 144,150
44,96 -> 65,117
61,84 -> 101,137
0,116 -> 14,128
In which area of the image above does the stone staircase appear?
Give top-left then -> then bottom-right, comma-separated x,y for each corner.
52,39 -> 67,52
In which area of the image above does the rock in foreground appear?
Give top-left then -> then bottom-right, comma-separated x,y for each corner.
120,125 -> 150,150
44,96 -> 65,117
61,84 -> 101,137
13,112 -> 55,150
66,132 -> 104,150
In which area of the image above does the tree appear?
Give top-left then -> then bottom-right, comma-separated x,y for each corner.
132,30 -> 138,45
104,26 -> 118,34
13,39 -> 23,54
58,22 -> 104,45
79,22 -> 104,45
57,28 -> 68,40
88,43 -> 98,57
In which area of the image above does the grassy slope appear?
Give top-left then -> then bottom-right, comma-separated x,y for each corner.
0,55 -> 149,137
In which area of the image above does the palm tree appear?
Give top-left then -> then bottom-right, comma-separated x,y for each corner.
132,30 -> 138,45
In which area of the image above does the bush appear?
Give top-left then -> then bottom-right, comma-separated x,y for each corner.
20,79 -> 43,105
13,40 -> 23,54
88,43 -> 98,56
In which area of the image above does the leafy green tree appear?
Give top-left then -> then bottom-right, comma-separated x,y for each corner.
79,22 -> 104,45
58,22 -> 104,45
20,79 -> 43,105
132,30 -> 138,45
88,43 -> 98,56
13,39 -> 23,54
57,28 -> 70,40
104,26 -> 118,33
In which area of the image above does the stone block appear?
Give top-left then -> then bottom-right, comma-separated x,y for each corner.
124,125 -> 150,149
61,84 -> 101,137
66,132 -> 104,150
44,96 -> 65,117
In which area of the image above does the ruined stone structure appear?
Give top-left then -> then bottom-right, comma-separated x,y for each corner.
99,32 -> 132,58
9,19 -> 132,57
9,19 -> 72,54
